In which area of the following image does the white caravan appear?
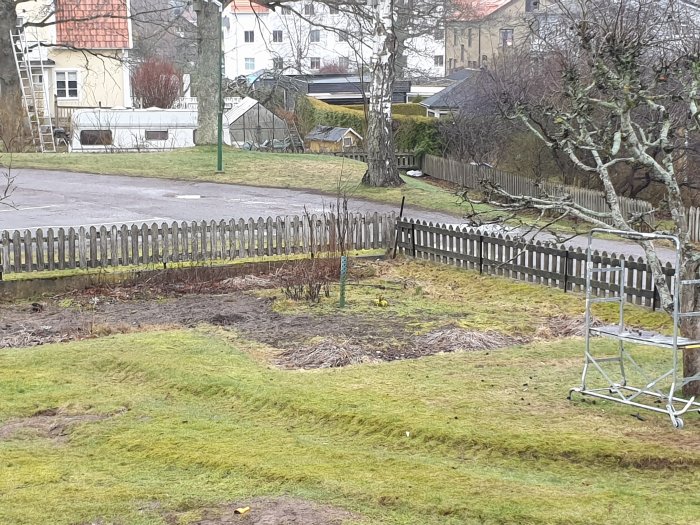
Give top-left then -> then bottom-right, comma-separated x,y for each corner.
70,108 -> 233,152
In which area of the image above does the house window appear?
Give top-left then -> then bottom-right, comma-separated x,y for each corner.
434,26 -> 443,40
304,3 -> 315,15
80,130 -> 112,146
448,58 -> 453,70
281,6 -> 291,15
310,29 -> 320,43
309,57 -> 321,69
338,57 -> 350,70
467,28 -> 472,47
56,70 -> 78,98
526,0 -> 540,11
145,130 -> 168,141
244,57 -> 255,70
343,136 -> 353,147
500,28 -> 514,47
461,44 -> 465,62
338,31 -> 348,42
244,30 -> 254,43
468,60 -> 478,69
273,30 -> 283,42
330,6 -> 339,15
273,57 -> 284,69
434,55 -> 444,67
453,28 -> 457,45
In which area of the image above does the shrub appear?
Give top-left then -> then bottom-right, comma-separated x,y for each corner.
132,58 -> 181,109
297,96 -> 441,153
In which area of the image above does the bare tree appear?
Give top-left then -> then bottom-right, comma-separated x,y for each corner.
197,0 -> 447,186
477,0 -> 700,394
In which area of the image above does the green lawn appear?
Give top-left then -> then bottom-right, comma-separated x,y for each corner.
1,261 -> 698,525
4,147 -> 471,216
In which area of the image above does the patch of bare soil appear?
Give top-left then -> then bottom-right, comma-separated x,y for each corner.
169,497 -> 356,525
0,268 -> 594,369
0,407 -> 121,442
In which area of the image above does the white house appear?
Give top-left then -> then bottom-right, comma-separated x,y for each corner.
223,0 -> 445,79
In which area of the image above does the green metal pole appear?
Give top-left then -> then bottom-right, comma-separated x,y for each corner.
216,2 -> 224,173
339,255 -> 348,307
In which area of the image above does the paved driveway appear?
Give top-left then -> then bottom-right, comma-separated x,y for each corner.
1,169 -> 676,261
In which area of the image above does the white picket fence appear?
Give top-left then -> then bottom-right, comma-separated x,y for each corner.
0,213 -> 396,275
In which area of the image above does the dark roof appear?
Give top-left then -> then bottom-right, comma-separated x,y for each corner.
447,68 -> 476,81
305,125 -> 360,142
420,73 -> 477,109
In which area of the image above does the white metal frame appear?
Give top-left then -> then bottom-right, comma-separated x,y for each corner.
569,228 -> 700,428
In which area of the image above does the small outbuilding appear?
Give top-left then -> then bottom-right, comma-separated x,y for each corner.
304,125 -> 363,153
227,97 -> 292,149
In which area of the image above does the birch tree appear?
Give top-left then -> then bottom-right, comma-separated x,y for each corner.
478,0 -> 700,394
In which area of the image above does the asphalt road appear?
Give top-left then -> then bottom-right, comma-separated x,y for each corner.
1,168 -> 676,261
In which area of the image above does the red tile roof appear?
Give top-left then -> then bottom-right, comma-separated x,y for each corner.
227,0 -> 269,14
56,0 -> 131,50
453,0 -> 513,20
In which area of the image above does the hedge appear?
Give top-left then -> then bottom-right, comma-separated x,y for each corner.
341,103 -> 427,117
298,96 -> 441,154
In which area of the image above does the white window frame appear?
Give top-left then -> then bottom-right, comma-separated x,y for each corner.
244,30 -> 254,43
304,3 -> 315,15
434,55 -> 444,67
310,29 -> 321,43
55,70 -> 79,99
272,57 -> 284,69
343,136 -> 353,147
309,57 -> 321,70
244,57 -> 255,70
272,30 -> 283,43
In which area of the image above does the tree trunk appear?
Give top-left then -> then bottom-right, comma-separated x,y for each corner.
193,1 -> 220,146
0,0 -> 19,100
362,0 -> 403,188
680,254 -> 700,396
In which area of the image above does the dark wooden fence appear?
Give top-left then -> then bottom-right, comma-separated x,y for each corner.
333,151 -> 420,169
396,219 -> 674,309
0,213 -> 396,275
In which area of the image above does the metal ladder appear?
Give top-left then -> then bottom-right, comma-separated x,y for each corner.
287,119 -> 305,153
10,30 -> 55,153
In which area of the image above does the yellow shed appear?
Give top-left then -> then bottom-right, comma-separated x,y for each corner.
304,125 -> 363,153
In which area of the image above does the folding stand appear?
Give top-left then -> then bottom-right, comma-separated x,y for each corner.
568,229 -> 700,428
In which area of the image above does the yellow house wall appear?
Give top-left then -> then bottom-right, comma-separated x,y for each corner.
446,0 -> 544,73
48,49 -> 129,109
16,0 -> 131,112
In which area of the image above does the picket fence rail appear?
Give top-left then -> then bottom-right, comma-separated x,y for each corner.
396,219 -> 675,309
688,206 -> 700,242
422,155 -> 655,227
0,213 -> 397,275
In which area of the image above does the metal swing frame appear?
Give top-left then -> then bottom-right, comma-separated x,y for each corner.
568,228 -> 700,428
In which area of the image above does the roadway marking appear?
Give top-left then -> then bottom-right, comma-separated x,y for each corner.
12,218 -> 169,231
0,205 -> 60,213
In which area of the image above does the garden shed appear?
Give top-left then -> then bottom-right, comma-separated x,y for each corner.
226,97 -> 291,149
304,125 -> 363,153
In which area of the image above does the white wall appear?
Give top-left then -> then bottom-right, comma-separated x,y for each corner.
223,2 -> 444,79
